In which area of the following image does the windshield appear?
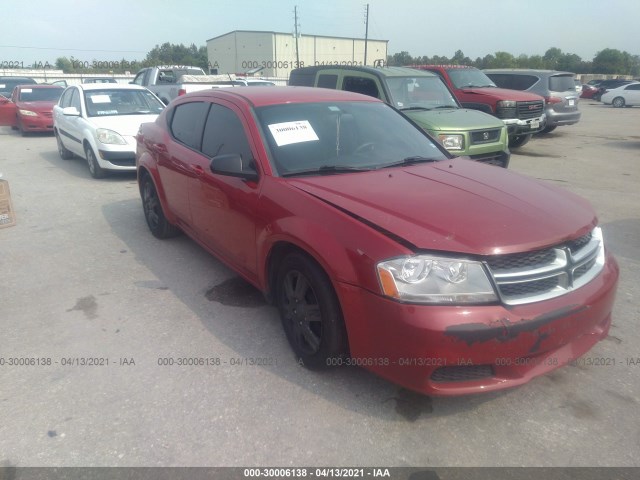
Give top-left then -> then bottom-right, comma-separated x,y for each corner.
255,101 -> 447,177
448,68 -> 496,88
18,87 -> 63,102
386,76 -> 458,110
84,89 -> 165,117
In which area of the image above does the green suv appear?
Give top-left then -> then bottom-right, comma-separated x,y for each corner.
289,66 -> 510,167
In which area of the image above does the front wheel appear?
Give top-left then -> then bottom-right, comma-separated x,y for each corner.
612,97 -> 625,108
509,134 -> 531,148
540,125 -> 557,134
85,145 -> 106,179
276,253 -> 348,369
56,132 -> 74,159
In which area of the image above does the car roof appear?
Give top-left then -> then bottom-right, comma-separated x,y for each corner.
16,84 -> 63,89
483,69 -> 575,76
0,76 -> 36,81
291,65 -> 437,78
181,86 -> 386,107
74,83 -> 149,91
418,65 -> 478,70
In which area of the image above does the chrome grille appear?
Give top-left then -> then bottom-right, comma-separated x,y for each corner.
486,228 -> 605,305
517,100 -> 544,119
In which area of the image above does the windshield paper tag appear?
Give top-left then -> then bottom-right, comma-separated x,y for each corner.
22,89 -> 33,93
90,95 -> 112,104
268,121 -> 319,146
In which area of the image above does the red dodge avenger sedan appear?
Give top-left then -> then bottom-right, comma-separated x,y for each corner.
136,87 -> 618,396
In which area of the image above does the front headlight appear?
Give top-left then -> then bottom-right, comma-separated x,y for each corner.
437,134 -> 464,150
497,100 -> 517,109
377,254 -> 498,304
97,128 -> 127,145
19,109 -> 38,117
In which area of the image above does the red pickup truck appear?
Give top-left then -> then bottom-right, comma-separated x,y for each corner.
414,65 -> 546,148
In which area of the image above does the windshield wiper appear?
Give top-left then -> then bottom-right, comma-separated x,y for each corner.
281,165 -> 372,177
399,106 -> 431,111
432,105 -> 457,109
380,156 -> 440,169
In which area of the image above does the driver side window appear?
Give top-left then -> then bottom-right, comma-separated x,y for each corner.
201,104 -> 255,171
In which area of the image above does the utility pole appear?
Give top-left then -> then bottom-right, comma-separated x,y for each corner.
363,4 -> 369,66
294,6 -> 300,66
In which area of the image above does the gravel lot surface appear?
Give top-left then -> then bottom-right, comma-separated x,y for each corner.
0,101 -> 638,468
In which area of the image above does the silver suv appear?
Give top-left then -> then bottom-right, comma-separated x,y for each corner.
483,69 -> 580,133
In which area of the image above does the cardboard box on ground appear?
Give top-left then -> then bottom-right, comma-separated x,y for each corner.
0,178 -> 16,229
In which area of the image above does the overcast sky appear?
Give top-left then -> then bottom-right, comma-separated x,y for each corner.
2,0 -> 639,66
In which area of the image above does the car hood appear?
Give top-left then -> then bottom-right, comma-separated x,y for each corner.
403,108 -> 504,132
457,86 -> 543,102
87,114 -> 160,136
287,159 -> 596,255
16,100 -> 57,112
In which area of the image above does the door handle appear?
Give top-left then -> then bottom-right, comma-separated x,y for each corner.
151,143 -> 167,154
191,164 -> 205,176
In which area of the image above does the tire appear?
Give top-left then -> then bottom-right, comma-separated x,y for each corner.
18,120 -> 27,137
85,144 -> 106,179
612,97 -> 625,108
140,173 -> 181,239
509,134 -> 531,148
276,252 -> 348,369
540,125 -> 557,134
56,132 -> 74,159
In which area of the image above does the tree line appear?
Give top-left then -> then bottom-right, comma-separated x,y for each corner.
54,43 -> 209,74
386,48 -> 640,76
52,43 -> 639,77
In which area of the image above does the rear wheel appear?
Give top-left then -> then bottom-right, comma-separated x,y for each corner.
276,252 -> 348,369
85,145 -> 106,179
612,97 -> 625,108
509,134 -> 531,148
140,174 -> 180,239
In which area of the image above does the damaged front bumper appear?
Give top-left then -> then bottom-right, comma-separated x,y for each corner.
336,251 -> 619,396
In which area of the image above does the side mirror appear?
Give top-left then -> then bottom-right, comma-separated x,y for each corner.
62,106 -> 80,116
210,154 -> 259,182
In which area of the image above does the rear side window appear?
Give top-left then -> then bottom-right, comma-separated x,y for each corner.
170,102 -> 209,150
157,70 -> 177,84
342,76 -> 380,98
486,74 -> 537,90
201,104 -> 253,165
317,74 -> 338,89
627,84 -> 640,91
549,75 -> 577,92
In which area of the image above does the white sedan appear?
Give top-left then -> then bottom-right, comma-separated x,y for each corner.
53,84 -> 164,178
601,82 -> 640,108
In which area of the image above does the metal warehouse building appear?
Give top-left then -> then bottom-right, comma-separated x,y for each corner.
206,30 -> 388,78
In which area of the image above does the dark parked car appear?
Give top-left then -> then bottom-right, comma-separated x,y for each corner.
0,76 -> 37,98
592,79 -> 633,101
136,86 -> 618,396
484,69 -> 581,133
